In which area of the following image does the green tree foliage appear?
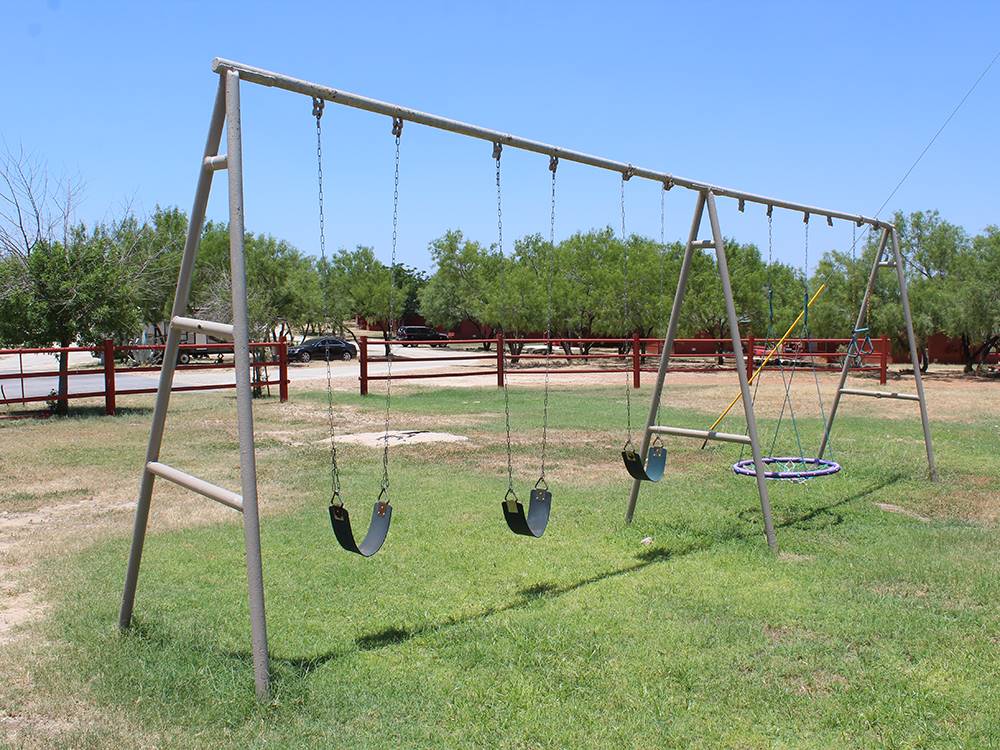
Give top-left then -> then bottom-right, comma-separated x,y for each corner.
419,230 -> 495,337
0,229 -> 147,413
950,226 -> 1000,371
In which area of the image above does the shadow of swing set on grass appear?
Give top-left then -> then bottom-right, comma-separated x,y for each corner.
115,57 -> 938,701
165,473 -> 894,693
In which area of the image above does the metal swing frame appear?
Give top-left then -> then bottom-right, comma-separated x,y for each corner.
118,58 -> 936,700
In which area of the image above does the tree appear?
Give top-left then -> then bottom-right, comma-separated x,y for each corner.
0,150 -> 157,414
481,235 -> 549,356
551,229 -> 618,352
332,246 -> 408,351
894,210 -> 970,368
948,226 -> 1000,372
419,230 -> 495,341
0,230 -> 146,413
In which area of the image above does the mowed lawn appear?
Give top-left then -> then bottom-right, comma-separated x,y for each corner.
3,383 -> 999,749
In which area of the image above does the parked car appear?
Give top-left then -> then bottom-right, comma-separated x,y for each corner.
396,325 -> 449,347
288,337 -> 356,363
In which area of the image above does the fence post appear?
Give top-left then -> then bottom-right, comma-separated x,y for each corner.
746,335 -> 755,382
278,339 -> 288,402
880,335 -> 889,385
632,332 -> 641,389
496,333 -> 505,388
359,336 -> 369,396
103,339 -> 117,416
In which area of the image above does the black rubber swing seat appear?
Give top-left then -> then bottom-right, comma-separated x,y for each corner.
329,500 -> 392,557
622,443 -> 667,482
502,488 -> 552,538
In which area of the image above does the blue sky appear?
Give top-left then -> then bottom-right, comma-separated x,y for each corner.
6,1 -> 999,275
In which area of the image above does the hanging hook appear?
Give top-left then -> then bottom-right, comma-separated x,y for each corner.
738,198 -> 745,213
549,154 -> 558,172
312,97 -> 325,119
492,141 -> 503,160
803,211 -> 810,224
826,215 -> 834,227
766,204 -> 773,218
391,116 -> 404,138
622,164 -> 635,181
663,177 -> 674,191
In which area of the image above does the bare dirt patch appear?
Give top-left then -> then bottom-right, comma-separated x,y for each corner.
915,488 -> 1000,526
875,502 -> 931,522
792,670 -> 849,697
778,551 -> 814,563
323,430 -> 470,448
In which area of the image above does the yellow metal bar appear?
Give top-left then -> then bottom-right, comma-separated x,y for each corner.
701,283 -> 827,438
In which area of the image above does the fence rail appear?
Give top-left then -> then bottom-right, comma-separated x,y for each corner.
358,334 -> 889,395
0,339 -> 289,415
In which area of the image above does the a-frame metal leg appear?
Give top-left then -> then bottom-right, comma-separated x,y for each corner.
818,227 -> 936,481
625,193 -> 705,524
624,191 -> 777,552
889,228 -> 937,480
706,193 -> 777,552
224,70 -> 271,700
119,77 -> 227,632
118,71 -> 271,701
818,228 -> 890,458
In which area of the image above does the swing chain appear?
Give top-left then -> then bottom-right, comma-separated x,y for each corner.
621,173 -> 633,447
313,98 -> 342,506
380,117 -> 403,497
495,145 -> 515,497
539,156 -> 557,484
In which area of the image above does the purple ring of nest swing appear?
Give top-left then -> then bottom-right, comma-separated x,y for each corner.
329,489 -> 393,557
502,481 -> 552,538
732,456 -> 841,481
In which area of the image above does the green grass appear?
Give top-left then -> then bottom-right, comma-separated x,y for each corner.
16,386 -> 1000,748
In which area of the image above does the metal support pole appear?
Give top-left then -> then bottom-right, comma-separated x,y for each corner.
818,228 -> 890,458
225,69 -> 271,701
707,192 -> 777,552
625,192 -> 705,524
889,228 -> 938,480
119,77 -> 227,632
210,59 -> 886,231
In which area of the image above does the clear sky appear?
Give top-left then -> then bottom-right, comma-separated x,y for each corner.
5,1 -> 999,275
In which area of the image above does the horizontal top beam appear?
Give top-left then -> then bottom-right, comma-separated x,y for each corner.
212,57 -> 892,231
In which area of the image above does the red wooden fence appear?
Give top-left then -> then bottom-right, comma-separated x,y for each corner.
358,335 -> 889,395
0,340 -> 288,416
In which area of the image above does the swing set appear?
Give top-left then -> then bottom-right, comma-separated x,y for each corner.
118,59 -> 937,699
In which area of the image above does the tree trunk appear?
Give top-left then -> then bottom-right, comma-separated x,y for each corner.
975,336 -> 999,374
56,338 -> 70,416
961,333 -> 974,374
